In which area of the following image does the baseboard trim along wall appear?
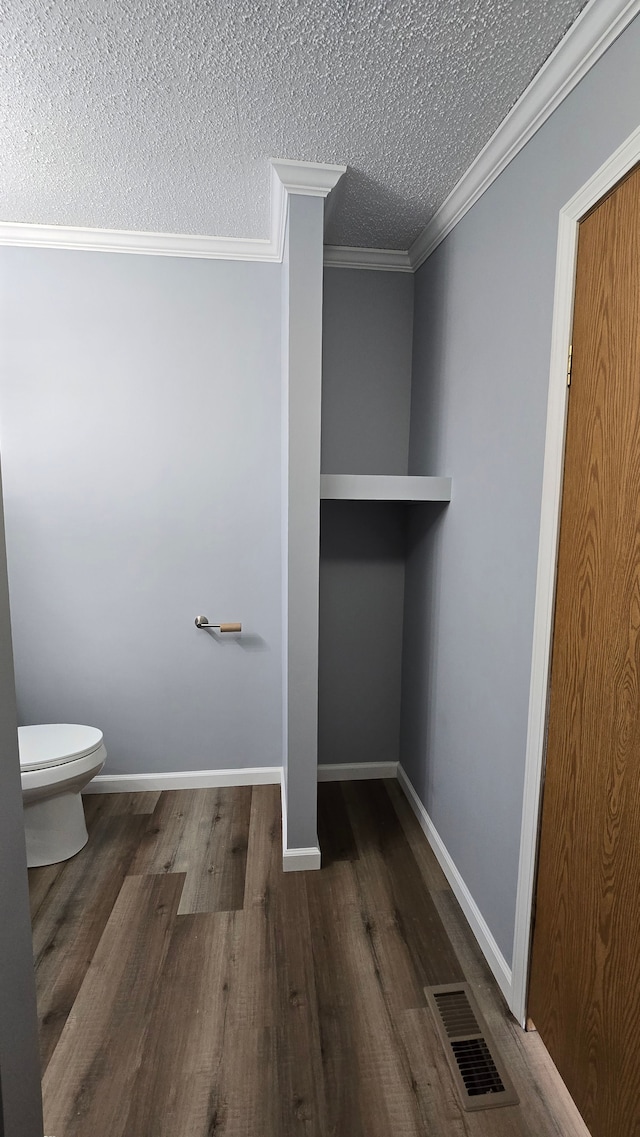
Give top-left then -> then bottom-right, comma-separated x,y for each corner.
397,764 -> 513,1005
282,846 -> 323,871
85,760 -> 512,990
317,761 -> 398,781
84,767 -> 283,793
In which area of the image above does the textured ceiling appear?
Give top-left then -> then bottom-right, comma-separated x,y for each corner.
1,0 -> 588,250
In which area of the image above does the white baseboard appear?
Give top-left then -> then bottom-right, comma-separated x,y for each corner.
318,761 -> 398,781
397,764 -> 513,1004
85,762 -> 396,793
282,846 -> 322,871
84,766 -> 283,793
280,768 -> 321,872
84,760 -> 514,968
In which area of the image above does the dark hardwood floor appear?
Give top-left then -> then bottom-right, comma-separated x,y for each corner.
29,780 -> 588,1137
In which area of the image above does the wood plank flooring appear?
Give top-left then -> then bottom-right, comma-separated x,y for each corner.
30,781 -> 590,1137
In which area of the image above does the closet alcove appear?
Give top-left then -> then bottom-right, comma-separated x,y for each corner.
319,266 -> 451,775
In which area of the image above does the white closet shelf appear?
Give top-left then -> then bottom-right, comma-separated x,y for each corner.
320,474 -> 451,502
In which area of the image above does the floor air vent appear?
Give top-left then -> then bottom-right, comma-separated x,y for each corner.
425,983 -> 519,1111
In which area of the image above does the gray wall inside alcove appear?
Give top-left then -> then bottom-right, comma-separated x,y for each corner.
319,267 -> 414,767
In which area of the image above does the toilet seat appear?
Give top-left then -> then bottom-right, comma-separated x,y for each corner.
19,724 -> 104,772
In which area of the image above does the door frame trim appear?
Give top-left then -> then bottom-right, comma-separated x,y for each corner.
511,122 -> 640,1026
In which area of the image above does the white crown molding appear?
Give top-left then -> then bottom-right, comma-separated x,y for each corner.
4,0 -> 633,272
270,158 -> 347,198
409,0 -> 640,271
270,162 -> 289,262
0,159 -> 346,262
269,158 -> 346,261
323,245 -> 413,272
0,220 -> 277,261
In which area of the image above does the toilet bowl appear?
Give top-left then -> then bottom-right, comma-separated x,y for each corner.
20,724 -> 107,868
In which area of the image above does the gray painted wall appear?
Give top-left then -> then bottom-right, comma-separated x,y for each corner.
402,14 -> 640,964
321,267 -> 414,475
0,248 -> 283,775
282,193 -> 325,851
319,502 -> 407,767
0,467 -> 43,1137
319,268 -> 415,767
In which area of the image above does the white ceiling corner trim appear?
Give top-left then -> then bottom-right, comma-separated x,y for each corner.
0,159 -> 346,263
270,158 -> 346,261
270,163 -> 288,263
270,158 -> 346,199
409,0 -> 640,271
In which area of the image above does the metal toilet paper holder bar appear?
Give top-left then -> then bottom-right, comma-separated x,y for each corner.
194,616 -> 242,633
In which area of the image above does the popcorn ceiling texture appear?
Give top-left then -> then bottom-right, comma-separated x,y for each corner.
1,0 -> 587,249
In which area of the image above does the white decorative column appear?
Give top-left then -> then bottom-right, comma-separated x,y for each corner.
274,159 -> 345,871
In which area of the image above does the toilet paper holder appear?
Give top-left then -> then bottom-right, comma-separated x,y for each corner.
195,616 -> 242,633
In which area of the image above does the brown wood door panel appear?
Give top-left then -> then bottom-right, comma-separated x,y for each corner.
529,163 -> 640,1137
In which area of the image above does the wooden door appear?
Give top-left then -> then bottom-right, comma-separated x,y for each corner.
528,164 -> 640,1137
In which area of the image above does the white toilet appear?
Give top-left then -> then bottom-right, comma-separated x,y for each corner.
19,724 -> 107,868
